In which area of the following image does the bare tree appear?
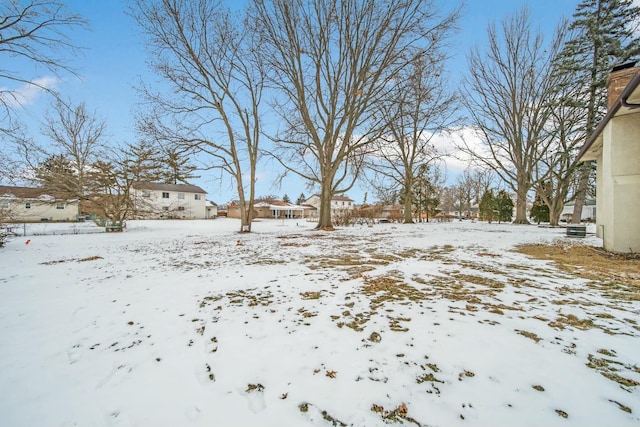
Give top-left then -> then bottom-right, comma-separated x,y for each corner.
38,99 -> 107,200
83,153 -> 135,227
532,80 -> 586,226
460,8 -> 569,223
131,0 -> 265,232
0,0 -> 86,132
454,168 -> 494,219
252,0 -> 460,230
412,163 -> 444,222
366,52 -> 458,224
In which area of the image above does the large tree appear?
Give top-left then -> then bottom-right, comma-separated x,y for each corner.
532,79 -> 586,226
559,0 -> 640,223
0,0 -> 85,133
366,53 -> 458,224
132,0 -> 265,232
0,0 -> 86,184
461,7 -> 569,224
38,100 -> 106,200
252,0 -> 460,230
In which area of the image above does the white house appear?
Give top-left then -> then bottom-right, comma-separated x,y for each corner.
205,200 -> 218,219
577,63 -> 640,253
304,194 -> 354,220
226,198 -> 309,219
560,200 -> 596,223
131,182 -> 207,219
0,186 -> 79,222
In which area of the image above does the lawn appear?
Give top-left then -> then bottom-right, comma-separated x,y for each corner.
0,219 -> 638,427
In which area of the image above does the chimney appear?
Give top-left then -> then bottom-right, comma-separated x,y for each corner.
608,62 -> 639,110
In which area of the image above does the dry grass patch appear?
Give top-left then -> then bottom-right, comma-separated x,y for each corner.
517,242 -> 640,290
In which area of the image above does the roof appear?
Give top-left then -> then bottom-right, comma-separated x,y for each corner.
0,185 -> 76,201
308,194 -> 354,202
132,182 -> 206,194
577,70 -> 640,162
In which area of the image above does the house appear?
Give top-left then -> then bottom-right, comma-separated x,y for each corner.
0,186 -> 79,222
226,198 -> 310,219
577,63 -> 640,253
131,182 -> 207,219
354,203 -> 404,223
304,194 -> 354,220
560,200 -> 596,223
205,200 -> 218,219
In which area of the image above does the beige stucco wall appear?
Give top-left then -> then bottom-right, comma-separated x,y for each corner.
599,113 -> 640,253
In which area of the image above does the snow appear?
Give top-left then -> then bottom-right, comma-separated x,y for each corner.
0,219 -> 638,427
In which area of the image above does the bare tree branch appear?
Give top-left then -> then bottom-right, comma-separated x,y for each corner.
131,0 -> 265,231
253,0 -> 460,230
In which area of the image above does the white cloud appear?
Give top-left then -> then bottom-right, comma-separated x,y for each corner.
430,127 -> 487,182
0,76 -> 60,109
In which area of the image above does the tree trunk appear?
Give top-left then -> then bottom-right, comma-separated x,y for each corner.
236,178 -> 252,232
403,192 -> 414,224
514,184 -> 530,224
549,207 -> 562,227
316,187 -> 334,230
571,161 -> 591,224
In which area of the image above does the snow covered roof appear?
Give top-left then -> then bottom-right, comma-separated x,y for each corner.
0,185 -> 76,201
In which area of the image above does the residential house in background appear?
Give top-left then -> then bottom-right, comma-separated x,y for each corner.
205,200 -> 218,219
304,194 -> 354,220
226,198 -> 311,219
131,182 -> 207,219
560,199 -> 596,223
0,186 -> 79,222
577,63 -> 640,253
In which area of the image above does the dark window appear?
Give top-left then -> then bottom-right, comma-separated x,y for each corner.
162,192 -> 170,199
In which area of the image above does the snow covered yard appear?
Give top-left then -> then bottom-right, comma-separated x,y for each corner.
0,219 -> 638,427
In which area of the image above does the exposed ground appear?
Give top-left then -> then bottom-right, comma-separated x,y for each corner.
0,220 -> 638,427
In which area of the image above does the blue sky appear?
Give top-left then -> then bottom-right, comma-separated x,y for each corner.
8,0 -> 584,204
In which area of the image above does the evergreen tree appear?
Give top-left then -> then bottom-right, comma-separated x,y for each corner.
495,190 -> 514,224
296,193 -> 306,205
282,194 -> 291,203
122,140 -> 164,183
160,146 -> 199,185
479,190 -> 496,223
530,195 -> 550,224
35,154 -> 76,191
559,0 -> 640,222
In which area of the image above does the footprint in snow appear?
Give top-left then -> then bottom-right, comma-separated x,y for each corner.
244,386 -> 266,413
185,406 -> 202,421
67,344 -> 81,364
108,410 -> 133,426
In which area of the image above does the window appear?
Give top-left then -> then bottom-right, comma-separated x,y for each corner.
178,193 -> 185,200
163,206 -> 169,211
25,202 -> 31,209
0,202 -> 8,209
178,206 -> 185,211
56,204 -> 65,210
162,192 -> 170,199
195,194 -> 201,200
142,191 -> 151,198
